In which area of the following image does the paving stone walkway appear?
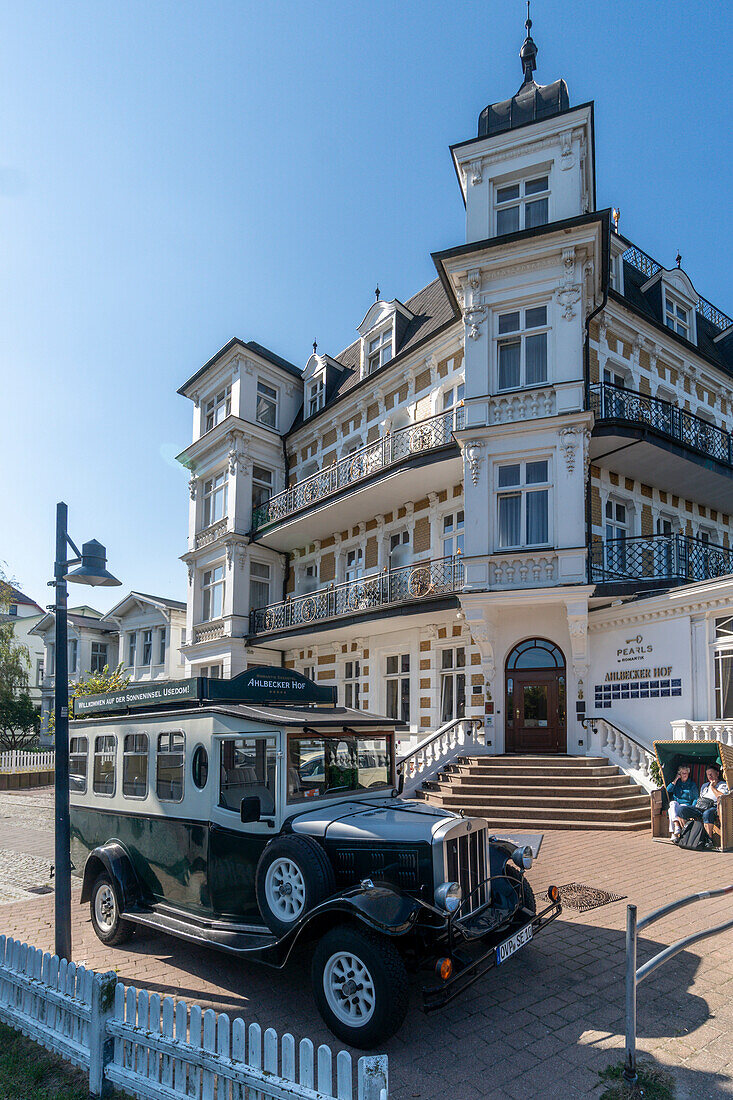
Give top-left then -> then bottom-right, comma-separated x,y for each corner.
0,788 -> 54,903
0,791 -> 731,1097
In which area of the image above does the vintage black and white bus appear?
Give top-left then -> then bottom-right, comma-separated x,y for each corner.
69,667 -> 561,1046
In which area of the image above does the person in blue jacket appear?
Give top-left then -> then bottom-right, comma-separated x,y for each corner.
667,762 -> 699,843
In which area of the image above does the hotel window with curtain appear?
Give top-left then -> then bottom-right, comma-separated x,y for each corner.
714,616 -> 733,718
495,174 -> 549,234
202,470 -> 228,528
497,460 -> 550,549
386,654 -> 410,724
496,306 -> 549,391
202,566 -> 225,621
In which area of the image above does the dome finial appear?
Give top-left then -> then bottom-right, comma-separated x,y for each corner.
375,283 -> 380,302
519,0 -> 538,87
313,338 -> 318,355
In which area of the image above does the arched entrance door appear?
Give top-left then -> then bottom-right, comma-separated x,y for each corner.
505,639 -> 566,753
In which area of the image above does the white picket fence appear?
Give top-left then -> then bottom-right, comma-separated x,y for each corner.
0,749 -> 55,774
0,936 -> 388,1100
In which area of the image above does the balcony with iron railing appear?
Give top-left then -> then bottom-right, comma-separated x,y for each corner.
591,533 -> 733,590
590,382 -> 733,512
250,408 -> 464,550
249,554 -> 464,639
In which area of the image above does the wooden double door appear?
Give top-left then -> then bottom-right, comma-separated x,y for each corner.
506,669 -> 567,753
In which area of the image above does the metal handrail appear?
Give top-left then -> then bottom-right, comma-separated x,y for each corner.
252,406 -> 464,531
249,554 -> 465,635
591,381 -> 733,466
625,885 -> 733,1082
621,245 -> 733,332
396,717 -> 482,774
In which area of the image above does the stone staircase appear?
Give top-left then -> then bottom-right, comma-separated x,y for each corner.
417,754 -> 651,831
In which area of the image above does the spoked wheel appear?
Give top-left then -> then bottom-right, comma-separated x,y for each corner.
255,836 -> 335,936
312,924 -> 408,1048
89,873 -> 136,946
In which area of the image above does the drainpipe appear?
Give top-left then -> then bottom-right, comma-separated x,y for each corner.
584,220 -> 611,585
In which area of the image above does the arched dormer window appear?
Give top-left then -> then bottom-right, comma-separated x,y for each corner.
357,298 -> 415,380
302,353 -> 327,419
640,266 -> 698,346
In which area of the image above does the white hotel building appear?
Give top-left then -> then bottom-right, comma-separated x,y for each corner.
176,25 -> 733,822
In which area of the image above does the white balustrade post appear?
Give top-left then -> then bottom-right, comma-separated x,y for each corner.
88,972 -> 117,1098
358,1054 -> 388,1100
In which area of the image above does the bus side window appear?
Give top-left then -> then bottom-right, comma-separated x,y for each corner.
123,733 -> 148,798
219,737 -> 276,815
157,731 -> 185,802
93,735 -> 116,796
69,736 -> 88,794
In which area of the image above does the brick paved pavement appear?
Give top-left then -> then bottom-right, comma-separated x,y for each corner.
0,820 -> 731,1098
0,787 -> 54,903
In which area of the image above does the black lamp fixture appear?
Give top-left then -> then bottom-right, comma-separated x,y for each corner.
50,503 -> 120,962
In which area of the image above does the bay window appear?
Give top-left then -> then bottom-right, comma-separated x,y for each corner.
202,470 -> 228,528
497,306 -> 548,390
497,460 -> 550,549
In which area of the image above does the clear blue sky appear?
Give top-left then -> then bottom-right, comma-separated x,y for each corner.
1,0 -> 730,613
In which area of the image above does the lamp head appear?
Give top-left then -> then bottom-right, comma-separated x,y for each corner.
64,539 -> 121,587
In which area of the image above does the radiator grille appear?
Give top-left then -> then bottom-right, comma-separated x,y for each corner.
445,826 -> 488,914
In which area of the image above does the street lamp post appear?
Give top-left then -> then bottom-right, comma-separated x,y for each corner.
51,501 -> 120,961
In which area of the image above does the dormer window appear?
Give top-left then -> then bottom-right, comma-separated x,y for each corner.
204,385 -> 231,432
495,175 -> 549,235
665,294 -> 690,339
308,376 -> 325,417
368,329 -> 392,374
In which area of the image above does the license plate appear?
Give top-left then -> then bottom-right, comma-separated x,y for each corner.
496,922 -> 533,965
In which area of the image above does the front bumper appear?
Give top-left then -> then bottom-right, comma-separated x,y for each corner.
422,891 -> 562,1011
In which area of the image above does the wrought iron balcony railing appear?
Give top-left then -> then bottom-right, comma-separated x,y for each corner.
591,382 -> 733,467
591,534 -> 733,585
252,407 -> 464,531
249,554 -> 464,635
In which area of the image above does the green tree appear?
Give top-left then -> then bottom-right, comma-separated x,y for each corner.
47,663 -> 130,739
0,564 -> 39,750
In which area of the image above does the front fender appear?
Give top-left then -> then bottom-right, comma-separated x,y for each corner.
79,841 -> 142,911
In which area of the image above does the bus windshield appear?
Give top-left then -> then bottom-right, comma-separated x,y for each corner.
287,733 -> 392,802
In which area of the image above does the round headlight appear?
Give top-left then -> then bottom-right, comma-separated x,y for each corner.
435,881 -> 463,913
512,844 -> 533,870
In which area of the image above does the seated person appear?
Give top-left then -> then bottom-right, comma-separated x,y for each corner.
666,763 -> 698,842
679,763 -> 729,848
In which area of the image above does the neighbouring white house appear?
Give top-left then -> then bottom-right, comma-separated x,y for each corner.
31,593 -> 187,747
1,585 -> 46,706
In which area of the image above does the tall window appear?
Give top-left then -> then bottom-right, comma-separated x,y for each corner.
204,385 -> 231,432
202,566 -> 225,621
605,500 -> 629,574
308,377 -> 325,416
442,511 -> 465,557
157,731 -> 184,801
36,658 -> 44,686
442,383 -> 465,413
367,329 -> 392,373
93,735 -> 116,795
249,561 -> 271,610
69,736 -> 88,793
497,306 -> 548,390
256,380 -> 278,428
142,629 -> 153,666
386,654 -> 410,723
345,548 -> 363,582
497,460 -> 550,548
440,647 -> 466,724
48,643 -> 55,675
68,639 -> 78,675
90,642 -> 108,673
603,367 -> 625,388
389,531 -> 410,569
158,629 -> 166,665
202,470 -> 228,528
252,465 -> 273,512
714,616 -> 733,718
344,660 -> 360,709
495,174 -> 549,234
123,733 -> 148,798
128,632 -> 137,667
665,295 -> 690,339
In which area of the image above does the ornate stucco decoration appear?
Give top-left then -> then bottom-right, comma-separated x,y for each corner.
189,477 -> 198,501
464,305 -> 486,340
187,564 -> 194,585
559,427 -> 579,473
556,246 -> 582,320
560,130 -> 574,170
227,431 -> 250,476
468,160 -> 483,186
464,440 -> 485,486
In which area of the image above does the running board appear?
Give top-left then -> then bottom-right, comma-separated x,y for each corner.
125,905 -> 278,958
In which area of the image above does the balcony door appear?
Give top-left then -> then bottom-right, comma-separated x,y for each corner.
505,639 -> 566,753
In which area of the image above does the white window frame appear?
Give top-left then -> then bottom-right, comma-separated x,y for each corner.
494,173 -> 550,235
204,385 -> 231,433
202,470 -> 228,529
439,646 -> 467,724
68,639 -> 78,675
158,629 -> 166,666
252,464 -> 274,512
141,629 -> 153,667
664,292 -> 691,340
202,565 -> 225,622
343,659 -> 361,709
249,560 -> 271,611
345,547 -> 364,582
367,327 -> 393,374
127,632 -> 136,668
495,305 -> 550,392
90,641 -> 108,674
388,530 -> 411,569
256,379 -> 279,429
385,653 -> 410,724
496,459 -> 551,550
441,382 -> 465,413
308,375 -> 325,417
442,509 -> 465,559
